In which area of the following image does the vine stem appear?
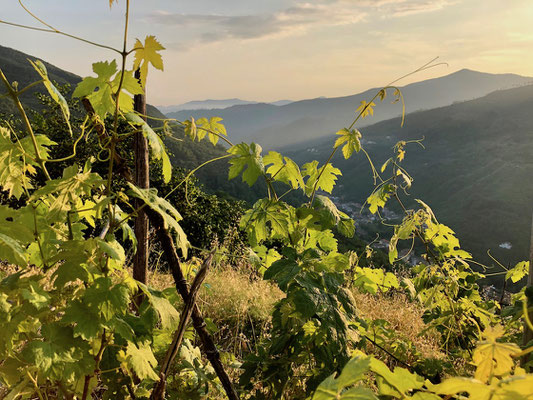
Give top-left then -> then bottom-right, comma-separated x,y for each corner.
307,58 -> 446,207
1,1 -> 122,54
0,69 -> 51,180
26,371 -> 44,400
82,330 -> 107,400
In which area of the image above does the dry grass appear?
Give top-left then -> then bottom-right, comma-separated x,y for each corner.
148,262 -> 283,356
352,290 -> 444,363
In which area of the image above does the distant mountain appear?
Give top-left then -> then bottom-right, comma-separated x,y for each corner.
167,69 -> 533,149
283,84 -> 533,274
158,98 -> 294,114
0,45 -> 80,114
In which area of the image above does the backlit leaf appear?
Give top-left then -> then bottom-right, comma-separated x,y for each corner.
119,341 -> 159,381
506,261 -> 529,283
228,143 -> 264,186
125,112 -> 172,183
133,36 -> 165,87
29,60 -> 71,134
303,160 -> 342,195
334,128 -> 362,159
73,60 -> 117,117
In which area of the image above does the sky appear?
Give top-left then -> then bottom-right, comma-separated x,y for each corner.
1,0 -> 533,106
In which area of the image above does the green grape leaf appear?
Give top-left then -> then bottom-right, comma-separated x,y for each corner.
125,113 -> 172,182
0,232 -> 28,266
334,354 -> 371,389
193,117 -> 208,141
312,195 -> 354,237
133,35 -> 165,87
127,183 -> 189,257
424,222 -> 471,259
50,240 -> 104,288
137,283 -> 180,330
263,151 -> 304,189
194,116 -> 228,145
473,325 -> 521,383
380,158 -> 392,173
183,118 -> 198,141
111,204 -> 137,247
334,128 -> 362,159
0,126 -> 57,199
107,317 -> 135,342
369,357 -> 424,396
264,259 -> 301,291
83,277 -> 130,321
30,164 -> 103,220
411,393 -> 441,400
396,169 -> 412,188
313,229 -> 338,252
111,70 -> 144,113
62,300 -> 101,340
303,160 -> 342,195
119,341 -> 159,381
313,355 -> 375,400
19,133 -> 56,163
73,60 -> 117,117
22,324 -> 89,381
430,377 -> 491,398
240,199 -> 290,246
228,143 -> 264,186
353,267 -> 399,294
20,280 -> 50,309
251,245 -> 282,274
366,184 -> 394,214
338,217 -> 355,238
506,261 -> 530,283
29,60 -> 71,134
356,100 -> 376,119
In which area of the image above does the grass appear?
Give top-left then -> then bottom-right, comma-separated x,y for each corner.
148,261 -> 283,358
148,259 -> 444,371
352,290 -> 444,367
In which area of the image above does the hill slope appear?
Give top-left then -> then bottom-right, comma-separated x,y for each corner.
0,45 -> 80,113
168,69 -> 532,149
0,45 -> 261,202
283,84 -> 533,269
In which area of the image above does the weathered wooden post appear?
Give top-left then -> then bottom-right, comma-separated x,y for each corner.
133,68 -> 149,305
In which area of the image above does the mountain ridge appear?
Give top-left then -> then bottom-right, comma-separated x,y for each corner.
167,68 -> 533,149
157,98 -> 294,114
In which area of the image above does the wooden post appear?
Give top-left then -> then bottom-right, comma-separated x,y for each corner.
133,69 -> 149,305
81,99 -> 239,400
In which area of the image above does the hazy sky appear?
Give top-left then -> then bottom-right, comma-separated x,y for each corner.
1,0 -> 532,106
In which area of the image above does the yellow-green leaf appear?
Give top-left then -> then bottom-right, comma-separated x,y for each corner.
473,325 -> 521,383
133,36 -> 165,87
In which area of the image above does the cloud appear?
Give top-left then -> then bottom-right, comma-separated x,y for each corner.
150,0 -> 456,49
340,0 -> 457,17
382,0 -> 457,17
150,2 -> 367,47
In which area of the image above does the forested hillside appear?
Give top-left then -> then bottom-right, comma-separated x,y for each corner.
284,84 -> 533,270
